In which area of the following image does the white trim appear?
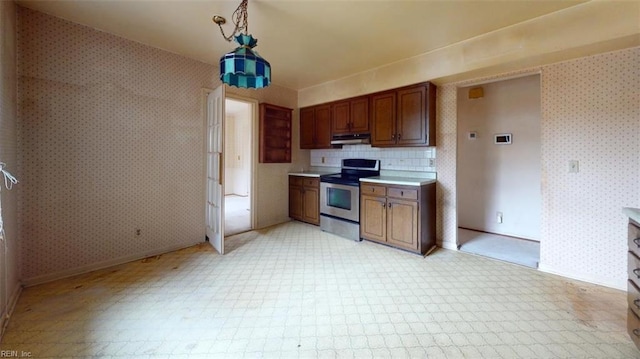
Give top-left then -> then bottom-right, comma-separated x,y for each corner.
0,284 -> 22,340
22,243 -> 199,287
439,241 -> 459,251
538,263 -> 625,291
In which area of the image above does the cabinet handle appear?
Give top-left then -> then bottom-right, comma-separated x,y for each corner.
634,268 -> 640,278
388,202 -> 392,208
634,299 -> 640,309
634,238 -> 640,247
371,187 -> 375,193
401,191 -> 404,196
397,133 -> 402,140
634,329 -> 640,337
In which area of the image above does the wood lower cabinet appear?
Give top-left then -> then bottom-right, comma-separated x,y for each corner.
360,181 -> 435,254
289,176 -> 320,225
626,211 -> 640,350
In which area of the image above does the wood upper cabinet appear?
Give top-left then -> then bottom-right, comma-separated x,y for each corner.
289,176 -> 320,225
360,181 -> 436,255
371,82 -> 436,147
259,103 -> 292,163
370,92 -> 396,146
332,96 -> 369,135
300,104 -> 331,149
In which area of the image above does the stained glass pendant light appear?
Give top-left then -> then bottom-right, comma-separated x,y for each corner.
213,0 -> 271,89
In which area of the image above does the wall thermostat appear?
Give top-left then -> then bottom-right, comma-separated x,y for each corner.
494,133 -> 512,145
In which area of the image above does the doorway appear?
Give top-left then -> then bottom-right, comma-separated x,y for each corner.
456,74 -> 541,268
224,98 -> 253,236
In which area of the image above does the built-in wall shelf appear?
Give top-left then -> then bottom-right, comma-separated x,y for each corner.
259,103 -> 292,163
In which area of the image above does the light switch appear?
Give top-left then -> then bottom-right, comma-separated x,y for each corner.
569,160 -> 579,173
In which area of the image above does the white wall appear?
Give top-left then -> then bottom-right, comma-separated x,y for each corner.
0,0 -> 20,337
457,75 -> 541,240
224,101 -> 251,196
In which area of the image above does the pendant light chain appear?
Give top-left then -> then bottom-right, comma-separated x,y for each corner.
217,0 -> 249,42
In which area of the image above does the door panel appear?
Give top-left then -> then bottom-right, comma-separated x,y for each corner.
332,101 -> 350,134
361,195 -> 386,243
315,105 -> 332,148
397,86 -> 426,145
371,92 -> 396,146
303,187 -> 320,225
299,107 -> 315,149
206,86 -> 225,254
350,97 -> 369,134
387,199 -> 418,250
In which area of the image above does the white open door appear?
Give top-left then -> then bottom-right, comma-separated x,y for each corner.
206,86 -> 225,254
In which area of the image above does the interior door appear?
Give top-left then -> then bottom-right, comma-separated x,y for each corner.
206,86 -> 225,254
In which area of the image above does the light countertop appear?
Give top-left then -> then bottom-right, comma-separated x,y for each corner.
288,170 -> 337,178
624,207 -> 640,224
360,176 -> 436,186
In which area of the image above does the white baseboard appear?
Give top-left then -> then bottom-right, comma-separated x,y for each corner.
538,263 -> 625,291
438,241 -> 459,250
1,284 -> 22,340
22,242 -> 202,287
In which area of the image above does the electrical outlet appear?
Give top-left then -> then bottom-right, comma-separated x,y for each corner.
321,157 -> 325,163
428,158 -> 435,167
496,212 -> 503,224
136,229 -> 141,236
569,160 -> 579,173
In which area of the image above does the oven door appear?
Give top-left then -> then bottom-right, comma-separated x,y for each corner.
320,182 -> 359,223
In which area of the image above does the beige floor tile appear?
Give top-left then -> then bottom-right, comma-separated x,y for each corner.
0,221 -> 636,358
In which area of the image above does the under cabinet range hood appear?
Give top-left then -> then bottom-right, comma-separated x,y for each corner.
330,133 -> 370,145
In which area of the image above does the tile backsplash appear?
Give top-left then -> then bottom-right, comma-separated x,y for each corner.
311,145 -> 436,172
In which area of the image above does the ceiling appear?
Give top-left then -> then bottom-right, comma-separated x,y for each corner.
16,0 -> 590,90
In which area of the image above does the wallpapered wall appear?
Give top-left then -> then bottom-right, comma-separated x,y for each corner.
0,0 -> 20,332
538,48 -> 639,288
16,7 -> 301,283
442,48 -> 639,289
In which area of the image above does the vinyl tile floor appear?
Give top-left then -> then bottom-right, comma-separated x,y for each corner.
225,195 -> 251,236
0,221 -> 636,358
458,228 -> 540,269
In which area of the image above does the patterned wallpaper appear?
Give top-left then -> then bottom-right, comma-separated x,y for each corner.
0,0 -> 20,327
538,48 -> 639,289
16,7 -> 300,283
437,47 -> 639,289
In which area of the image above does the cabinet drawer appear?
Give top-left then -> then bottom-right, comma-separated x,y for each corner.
387,187 -> 418,200
303,178 -> 319,188
629,280 -> 640,319
629,222 -> 640,257
361,184 -> 386,197
289,176 -> 303,186
629,309 -> 640,350
629,251 -> 640,287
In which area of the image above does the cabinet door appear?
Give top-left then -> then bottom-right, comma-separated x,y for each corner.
331,101 -> 351,135
289,184 -> 304,221
361,195 -> 387,243
314,105 -> 332,148
350,97 -> 369,134
302,186 -> 320,225
371,92 -> 396,146
387,199 -> 418,250
397,86 -> 426,146
300,107 -> 316,149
